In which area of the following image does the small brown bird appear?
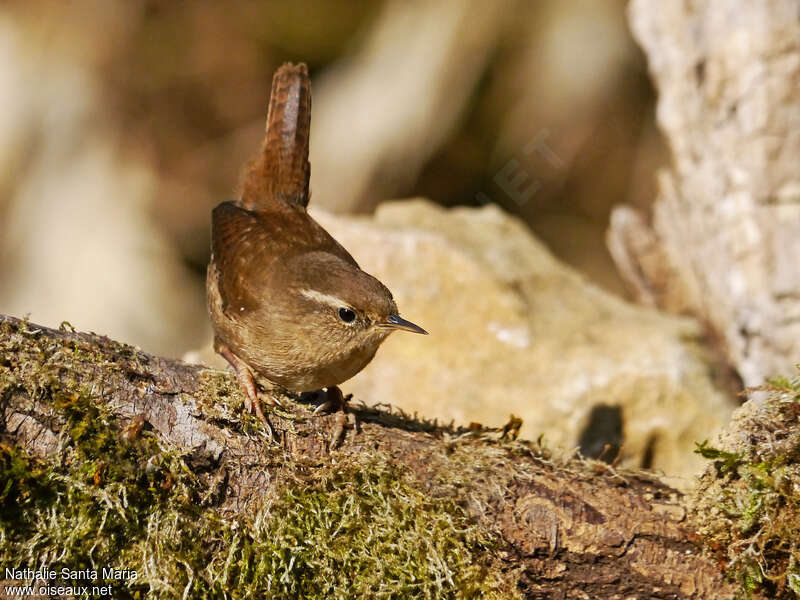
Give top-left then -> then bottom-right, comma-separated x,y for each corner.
207,63 -> 426,422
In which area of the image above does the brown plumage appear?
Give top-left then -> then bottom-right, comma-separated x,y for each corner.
240,63 -> 311,210
207,63 -> 426,423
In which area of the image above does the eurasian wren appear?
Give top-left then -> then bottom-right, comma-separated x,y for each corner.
206,63 -> 426,422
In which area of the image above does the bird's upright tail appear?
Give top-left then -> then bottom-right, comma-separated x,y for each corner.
241,62 -> 311,211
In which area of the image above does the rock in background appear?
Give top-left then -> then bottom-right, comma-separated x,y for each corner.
318,201 -> 735,484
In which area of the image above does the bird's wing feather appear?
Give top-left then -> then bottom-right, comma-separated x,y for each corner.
211,202 -> 274,314
211,201 -> 359,314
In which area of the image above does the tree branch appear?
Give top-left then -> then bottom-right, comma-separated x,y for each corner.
0,314 -> 741,598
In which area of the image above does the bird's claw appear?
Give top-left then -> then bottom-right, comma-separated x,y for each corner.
219,344 -> 274,438
312,386 -> 348,414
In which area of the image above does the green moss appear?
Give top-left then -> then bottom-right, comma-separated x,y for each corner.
0,443 -> 55,525
0,391 -> 198,597
231,460 -> 512,599
1,435 -> 515,598
693,368 -> 800,599
695,441 -> 743,475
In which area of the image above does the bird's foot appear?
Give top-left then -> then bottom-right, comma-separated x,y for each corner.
218,345 -> 273,436
306,386 -> 350,414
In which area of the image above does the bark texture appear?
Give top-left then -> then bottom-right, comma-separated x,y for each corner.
609,0 -> 800,389
0,313 -> 744,598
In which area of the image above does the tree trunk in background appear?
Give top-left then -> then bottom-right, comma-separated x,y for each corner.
608,0 -> 800,389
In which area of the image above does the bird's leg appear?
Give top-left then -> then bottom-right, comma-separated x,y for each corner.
313,385 -> 349,414
217,345 -> 270,428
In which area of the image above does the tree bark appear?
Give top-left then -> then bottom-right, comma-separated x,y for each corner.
608,0 -> 800,390
0,313 -> 744,598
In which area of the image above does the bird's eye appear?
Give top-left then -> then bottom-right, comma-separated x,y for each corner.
338,308 -> 356,323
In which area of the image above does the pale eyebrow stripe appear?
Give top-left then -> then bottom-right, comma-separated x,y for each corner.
299,288 -> 351,309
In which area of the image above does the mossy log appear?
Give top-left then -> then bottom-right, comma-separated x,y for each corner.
0,313 -> 740,599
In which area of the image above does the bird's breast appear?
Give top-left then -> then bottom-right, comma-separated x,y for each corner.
251,336 -> 382,392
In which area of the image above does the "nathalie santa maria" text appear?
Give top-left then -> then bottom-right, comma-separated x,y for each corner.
5,567 -> 137,580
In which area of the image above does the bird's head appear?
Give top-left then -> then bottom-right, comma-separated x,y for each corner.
287,252 -> 427,350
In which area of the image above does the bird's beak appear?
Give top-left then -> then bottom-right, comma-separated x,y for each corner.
379,314 -> 428,335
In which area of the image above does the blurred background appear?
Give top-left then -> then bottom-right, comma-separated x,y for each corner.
0,0 -> 666,358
